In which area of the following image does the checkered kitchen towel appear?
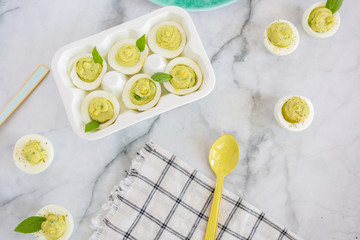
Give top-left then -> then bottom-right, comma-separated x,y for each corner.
91,142 -> 302,240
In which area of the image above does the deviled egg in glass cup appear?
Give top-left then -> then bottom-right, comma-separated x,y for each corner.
163,57 -> 202,95
148,21 -> 186,59
122,74 -> 161,111
108,38 -> 149,75
68,50 -> 107,90
302,1 -> 340,38
274,95 -> 314,132
13,134 -> 54,174
264,19 -> 300,56
80,90 -> 120,132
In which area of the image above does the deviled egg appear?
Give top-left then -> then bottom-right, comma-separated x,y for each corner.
80,90 -> 120,131
13,134 -> 54,174
274,95 -> 314,132
264,20 -> 299,56
122,74 -> 161,111
14,205 -> 73,240
302,1 -> 340,38
35,204 -> 74,240
68,53 -> 107,90
148,21 -> 186,59
108,39 -> 149,75
163,57 -> 202,95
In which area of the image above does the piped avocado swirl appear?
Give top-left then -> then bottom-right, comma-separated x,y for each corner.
156,25 -> 182,50
170,64 -> 196,89
130,78 -> 157,106
41,213 -> 66,240
76,57 -> 103,82
22,140 -> 45,165
282,97 -> 309,124
88,97 -> 114,123
308,7 -> 335,33
115,44 -> 140,67
267,22 -> 293,48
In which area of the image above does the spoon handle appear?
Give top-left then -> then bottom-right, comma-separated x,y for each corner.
204,176 -> 224,240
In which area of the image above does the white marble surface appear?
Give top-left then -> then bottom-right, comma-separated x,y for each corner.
1,0 -> 359,239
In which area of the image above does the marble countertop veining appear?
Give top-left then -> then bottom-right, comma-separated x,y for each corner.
1,0 -> 359,239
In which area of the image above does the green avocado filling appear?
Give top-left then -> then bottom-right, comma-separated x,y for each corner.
282,97 -> 310,124
130,78 -> 157,106
267,22 -> 293,47
88,97 -> 114,123
76,57 -> 103,82
308,7 -> 335,33
22,140 -> 45,165
156,25 -> 182,50
115,44 -> 140,67
170,64 -> 196,89
41,213 -> 66,240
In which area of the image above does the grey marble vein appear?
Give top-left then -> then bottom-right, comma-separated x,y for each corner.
0,6 -> 19,18
0,189 -> 36,208
211,0 -> 252,63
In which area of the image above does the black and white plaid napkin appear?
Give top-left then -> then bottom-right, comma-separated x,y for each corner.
91,142 -> 303,240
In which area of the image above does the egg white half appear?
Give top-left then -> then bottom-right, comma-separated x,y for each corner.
13,134 -> 54,174
122,74 -> 161,111
263,19 -> 300,56
302,1 -> 340,38
68,53 -> 107,90
80,90 -> 120,130
274,95 -> 314,132
107,39 -> 148,75
35,204 -> 74,240
148,21 -> 186,59
163,57 -> 202,95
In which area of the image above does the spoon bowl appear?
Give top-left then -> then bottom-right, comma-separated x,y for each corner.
209,134 -> 240,176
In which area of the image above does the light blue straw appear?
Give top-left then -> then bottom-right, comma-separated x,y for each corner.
0,65 -> 49,126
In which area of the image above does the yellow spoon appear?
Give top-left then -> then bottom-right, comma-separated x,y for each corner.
204,134 -> 240,240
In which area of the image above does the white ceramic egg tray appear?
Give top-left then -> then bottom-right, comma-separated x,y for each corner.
52,6 -> 215,140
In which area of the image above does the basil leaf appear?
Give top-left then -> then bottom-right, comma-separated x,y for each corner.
92,47 -> 103,64
151,72 -> 172,83
14,216 -> 46,233
85,120 -> 100,133
325,0 -> 343,13
136,34 -> 146,52
134,94 -> 142,100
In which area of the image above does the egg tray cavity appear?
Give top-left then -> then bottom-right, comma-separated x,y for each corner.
51,6 -> 216,140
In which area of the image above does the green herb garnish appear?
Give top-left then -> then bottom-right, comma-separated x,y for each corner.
85,120 -> 100,133
14,216 -> 46,233
134,94 -> 142,100
151,72 -> 172,83
136,34 -> 146,52
325,0 -> 343,14
92,47 -> 103,64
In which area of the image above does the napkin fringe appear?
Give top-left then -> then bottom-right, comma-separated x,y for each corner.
90,148 -> 146,240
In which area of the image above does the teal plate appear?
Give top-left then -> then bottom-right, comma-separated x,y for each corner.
148,0 -> 238,11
